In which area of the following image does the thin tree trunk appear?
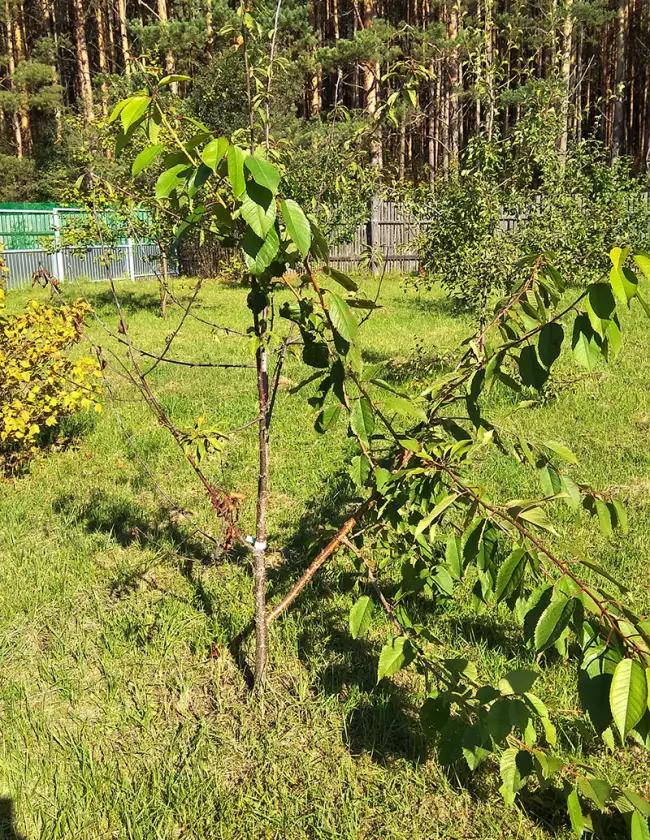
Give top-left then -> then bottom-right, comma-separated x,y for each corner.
117,0 -> 131,75
559,0 -> 573,159
157,0 -> 177,94
447,0 -> 460,163
252,302 -> 270,686
71,0 -> 95,124
11,2 -> 32,156
3,0 -> 22,156
612,0 -> 628,159
96,0 -> 110,117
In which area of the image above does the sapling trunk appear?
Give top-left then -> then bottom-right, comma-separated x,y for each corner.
160,249 -> 169,320
252,303 -> 270,686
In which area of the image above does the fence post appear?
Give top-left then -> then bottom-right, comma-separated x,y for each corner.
52,209 -> 65,281
127,238 -> 136,281
367,193 -> 381,274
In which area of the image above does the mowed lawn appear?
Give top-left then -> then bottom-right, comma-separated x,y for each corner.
1,271 -> 650,839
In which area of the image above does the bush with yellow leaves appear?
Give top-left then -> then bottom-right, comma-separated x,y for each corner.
0,251 -> 102,470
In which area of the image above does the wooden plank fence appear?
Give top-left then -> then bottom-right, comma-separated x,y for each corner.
329,193 -> 650,272
330,200 -> 422,273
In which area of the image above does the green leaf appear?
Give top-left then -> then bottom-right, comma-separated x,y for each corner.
280,199 -> 311,258
631,811 -> 650,840
495,549 -> 528,604
566,789 -> 585,837
611,499 -> 629,535
315,404 -> 341,433
120,95 -> 150,132
499,668 -> 538,695
227,145 -> 248,198
578,778 -> 612,812
244,156 -> 281,194
517,505 -> 558,534
534,592 -> 575,651
633,252 -> 650,282
587,282 -> 616,336
538,322 -> 564,368
350,397 -> 374,447
241,182 -> 276,239
242,226 -> 280,275
201,137 -> 229,172
323,266 -> 359,292
610,265 -> 638,304
377,636 -> 414,682
595,498 -> 613,538
610,658 -> 648,741
108,97 -> 129,123
499,748 -> 525,806
328,293 -> 358,343
414,494 -> 457,539
446,536 -> 463,580
572,313 -> 602,371
349,595 -> 374,639
382,395 -> 427,423
347,298 -> 380,310
158,73 -> 191,86
155,164 -> 190,198
518,345 -> 548,390
544,440 -> 578,465
132,144 -> 163,176
610,246 -> 630,271
349,454 -> 371,487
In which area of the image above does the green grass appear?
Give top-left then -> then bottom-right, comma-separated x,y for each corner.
1,273 -> 649,839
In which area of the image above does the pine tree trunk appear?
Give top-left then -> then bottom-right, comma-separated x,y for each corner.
157,0 -> 177,94
11,2 -> 32,156
72,0 -> 95,124
559,0 -> 574,158
3,0 -> 22,157
117,0 -> 131,75
612,0 -> 628,159
447,0 -> 460,164
96,0 -> 110,117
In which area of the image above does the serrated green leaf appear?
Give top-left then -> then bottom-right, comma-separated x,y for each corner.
315,404 -> 341,433
578,778 -> 612,812
242,226 -> 280,275
227,145 -> 248,198
328,293 -> 358,343
633,252 -> 650,281
132,144 -> 163,176
567,789 -> 585,837
155,163 -> 190,198
543,440 -> 578,465
499,668 -> 538,695
382,395 -> 427,423
350,397 -> 374,447
632,812 -> 650,840
280,199 -> 311,258
120,95 -> 150,132
201,137 -> 229,172
323,266 -> 359,292
518,505 -> 558,534
349,454 -> 371,487
495,548 -> 528,604
245,155 -> 281,193
377,636 -> 414,682
534,592 -> 575,651
610,659 -> 648,741
538,322 -> 564,368
414,494 -> 457,539
595,498 -> 613,538
241,182 -> 276,238
572,313 -> 602,370
349,595 -> 373,639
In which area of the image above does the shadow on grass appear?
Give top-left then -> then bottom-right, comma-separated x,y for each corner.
47,475 -> 638,837
52,489 -> 215,567
0,800 -> 24,840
